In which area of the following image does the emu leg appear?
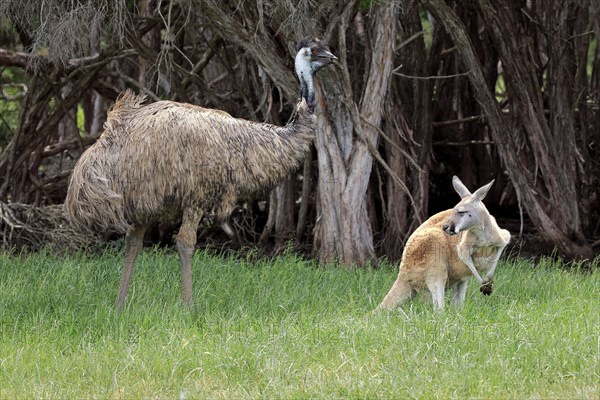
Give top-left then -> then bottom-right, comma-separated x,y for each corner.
116,224 -> 147,311
176,209 -> 202,308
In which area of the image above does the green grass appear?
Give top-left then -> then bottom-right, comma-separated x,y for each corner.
1,248 -> 598,399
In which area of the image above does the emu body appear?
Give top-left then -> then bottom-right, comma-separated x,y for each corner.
376,176 -> 510,311
65,40 -> 336,309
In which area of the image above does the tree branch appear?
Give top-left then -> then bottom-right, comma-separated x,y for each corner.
0,48 -> 29,68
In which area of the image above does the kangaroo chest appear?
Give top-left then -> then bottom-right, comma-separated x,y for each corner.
447,243 -> 498,283
471,246 -> 498,272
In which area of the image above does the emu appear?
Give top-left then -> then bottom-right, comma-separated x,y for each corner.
65,39 -> 336,310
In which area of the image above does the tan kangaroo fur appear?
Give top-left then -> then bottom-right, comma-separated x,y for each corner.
376,176 -> 510,311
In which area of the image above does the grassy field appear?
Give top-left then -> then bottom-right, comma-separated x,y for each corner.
0,248 -> 598,399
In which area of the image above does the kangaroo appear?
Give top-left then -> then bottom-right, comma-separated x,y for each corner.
376,176 -> 511,312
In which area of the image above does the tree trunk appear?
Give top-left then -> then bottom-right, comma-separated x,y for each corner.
314,1 -> 397,265
382,4 -> 433,259
274,177 -> 295,243
295,150 -> 313,242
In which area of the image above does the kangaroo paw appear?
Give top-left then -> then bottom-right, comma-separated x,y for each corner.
480,280 -> 493,295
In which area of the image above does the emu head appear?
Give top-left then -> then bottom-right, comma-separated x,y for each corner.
443,176 -> 494,236
295,39 -> 337,112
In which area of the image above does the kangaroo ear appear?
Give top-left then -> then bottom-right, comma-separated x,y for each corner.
452,176 -> 471,199
473,179 -> 495,202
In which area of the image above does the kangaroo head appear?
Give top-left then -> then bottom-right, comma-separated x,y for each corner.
443,176 -> 494,236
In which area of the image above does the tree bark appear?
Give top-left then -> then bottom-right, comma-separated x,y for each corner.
274,177 -> 295,243
296,149 -> 313,242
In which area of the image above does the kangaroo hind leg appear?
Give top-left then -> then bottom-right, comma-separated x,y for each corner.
426,274 -> 447,312
451,280 -> 468,307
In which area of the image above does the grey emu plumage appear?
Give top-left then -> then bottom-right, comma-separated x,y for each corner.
64,39 -> 336,309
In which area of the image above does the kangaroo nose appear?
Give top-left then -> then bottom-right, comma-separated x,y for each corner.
443,223 -> 456,235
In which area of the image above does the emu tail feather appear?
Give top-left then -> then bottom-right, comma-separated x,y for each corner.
63,90 -> 145,235
64,148 -> 128,234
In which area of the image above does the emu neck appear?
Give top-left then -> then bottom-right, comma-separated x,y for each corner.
295,57 -> 315,111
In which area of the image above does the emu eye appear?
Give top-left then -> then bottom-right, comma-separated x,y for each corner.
457,211 -> 467,215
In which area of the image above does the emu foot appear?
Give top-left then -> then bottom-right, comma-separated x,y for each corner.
480,280 -> 493,295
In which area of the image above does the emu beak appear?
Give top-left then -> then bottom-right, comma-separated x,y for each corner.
315,50 -> 337,63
